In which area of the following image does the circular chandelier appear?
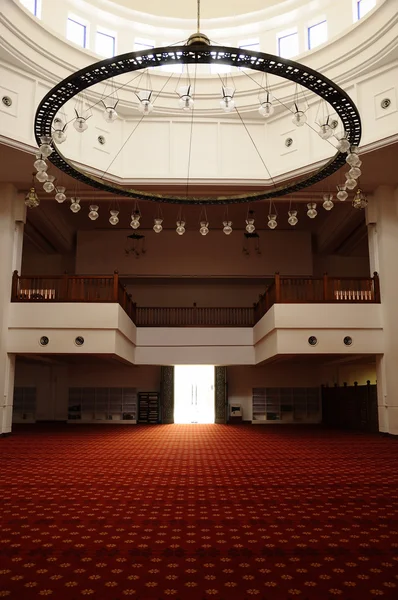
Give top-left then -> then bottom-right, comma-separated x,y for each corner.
33,4 -> 362,207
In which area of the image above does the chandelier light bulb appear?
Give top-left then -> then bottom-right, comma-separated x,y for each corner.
70,197 -> 81,213
259,101 -> 274,118
223,220 -> 233,235
34,158 -> 48,172
199,221 -> 209,236
352,189 -> 368,209
54,186 -> 66,203
288,210 -> 298,226
52,129 -> 67,144
292,110 -> 307,127
267,214 -> 277,229
176,220 -> 186,235
138,100 -> 154,114
43,175 -> 55,193
245,218 -> 255,233
346,146 -> 360,166
25,187 -> 40,208
179,95 -> 194,111
103,106 -> 118,123
307,203 -> 317,219
130,212 -> 141,229
39,136 -> 53,158
348,166 -> 362,179
318,123 -> 333,140
220,86 -> 235,113
88,204 -> 99,220
345,178 -> 357,190
337,137 -> 351,153
177,85 -> 194,112
322,193 -> 334,211
35,170 -> 48,183
153,218 -> 163,233
74,117 -> 89,133
109,210 -> 119,225
336,185 -> 348,201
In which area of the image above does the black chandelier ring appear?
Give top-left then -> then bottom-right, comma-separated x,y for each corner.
34,44 -> 362,205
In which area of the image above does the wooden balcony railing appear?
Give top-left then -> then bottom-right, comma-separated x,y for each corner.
11,271 -> 380,328
135,306 -> 255,327
11,270 -> 136,322
253,272 -> 380,323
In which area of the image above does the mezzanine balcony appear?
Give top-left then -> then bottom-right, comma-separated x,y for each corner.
11,270 -> 380,328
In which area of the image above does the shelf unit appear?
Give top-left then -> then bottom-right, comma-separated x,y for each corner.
138,392 -> 161,424
252,387 -> 321,423
68,387 -> 138,423
12,387 -> 37,423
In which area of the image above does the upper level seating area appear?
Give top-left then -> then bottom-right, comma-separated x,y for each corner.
11,271 -> 381,328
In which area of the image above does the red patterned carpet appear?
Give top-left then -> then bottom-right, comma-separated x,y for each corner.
1,424 -> 398,600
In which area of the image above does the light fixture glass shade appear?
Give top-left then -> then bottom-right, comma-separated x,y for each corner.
178,86 -> 194,111
346,149 -> 360,166
34,159 -> 48,172
35,170 -> 48,183
199,221 -> 209,235
318,124 -> 333,140
348,166 -> 362,179
53,129 -> 67,144
137,90 -> 153,114
43,175 -> 55,193
267,214 -> 277,229
345,178 -> 357,190
103,106 -> 118,122
259,101 -> 274,117
55,186 -> 66,203
70,197 -> 81,213
176,220 -> 186,235
352,189 -> 368,209
25,187 -> 40,208
74,117 -> 88,133
220,87 -> 235,113
292,110 -> 307,127
288,210 -> 298,226
336,185 -> 348,201
39,136 -> 53,158
322,193 -> 334,210
223,220 -> 233,235
109,209 -> 119,225
130,212 -> 141,229
337,137 -> 351,153
88,204 -> 99,220
245,218 -> 255,233
153,218 -> 163,233
178,95 -> 194,111
307,202 -> 317,218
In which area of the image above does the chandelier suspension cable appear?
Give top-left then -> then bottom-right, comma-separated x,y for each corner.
185,62 -> 198,200
240,69 -> 340,151
197,0 -> 201,33
221,70 -> 278,193
99,71 -> 176,180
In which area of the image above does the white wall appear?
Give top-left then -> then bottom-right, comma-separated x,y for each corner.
76,229 -> 313,276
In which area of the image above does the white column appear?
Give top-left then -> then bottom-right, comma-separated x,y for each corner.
367,185 -> 398,435
0,184 -> 26,436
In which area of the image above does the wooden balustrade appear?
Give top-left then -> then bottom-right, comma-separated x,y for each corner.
11,270 -> 136,321
253,272 -> 380,323
135,306 -> 254,327
11,271 -> 380,328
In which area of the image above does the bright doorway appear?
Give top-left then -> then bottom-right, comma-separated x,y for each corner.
174,365 -> 215,424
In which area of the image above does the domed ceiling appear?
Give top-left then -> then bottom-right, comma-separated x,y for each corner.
102,0 -> 282,19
